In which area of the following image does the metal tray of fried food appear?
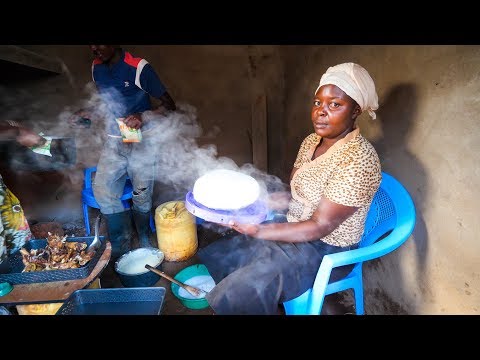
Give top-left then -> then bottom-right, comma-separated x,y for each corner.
55,287 -> 166,315
0,236 -> 105,285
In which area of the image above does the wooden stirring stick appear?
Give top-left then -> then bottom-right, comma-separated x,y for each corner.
145,264 -> 205,297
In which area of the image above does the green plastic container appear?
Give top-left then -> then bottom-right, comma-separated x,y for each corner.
171,264 -> 214,310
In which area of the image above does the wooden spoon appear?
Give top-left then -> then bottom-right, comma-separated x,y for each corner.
145,264 -> 206,298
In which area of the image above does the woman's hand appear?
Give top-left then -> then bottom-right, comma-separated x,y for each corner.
228,220 -> 259,236
123,113 -> 143,129
16,127 -> 46,147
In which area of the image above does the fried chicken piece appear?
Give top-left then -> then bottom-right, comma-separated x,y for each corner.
46,233 -> 67,250
76,251 -> 95,266
65,242 -> 87,251
20,233 -> 94,272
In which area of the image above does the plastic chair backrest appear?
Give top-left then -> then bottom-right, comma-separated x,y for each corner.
283,171 -> 416,315
83,166 -> 97,190
83,166 -> 133,202
360,187 -> 396,247
357,171 -> 416,257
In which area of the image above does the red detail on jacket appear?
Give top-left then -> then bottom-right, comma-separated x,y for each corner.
123,52 -> 142,68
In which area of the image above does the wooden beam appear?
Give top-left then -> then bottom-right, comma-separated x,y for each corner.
252,93 -> 268,171
0,45 -> 62,74
247,46 -> 269,172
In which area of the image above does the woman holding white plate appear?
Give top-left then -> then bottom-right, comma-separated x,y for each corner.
198,63 -> 382,315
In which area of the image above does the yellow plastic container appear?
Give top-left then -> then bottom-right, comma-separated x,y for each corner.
155,201 -> 198,261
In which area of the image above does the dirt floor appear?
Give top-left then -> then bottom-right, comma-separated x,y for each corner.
4,209 -> 355,316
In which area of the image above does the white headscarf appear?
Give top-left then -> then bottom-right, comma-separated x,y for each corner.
315,62 -> 379,119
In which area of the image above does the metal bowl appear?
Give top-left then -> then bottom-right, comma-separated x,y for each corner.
114,248 -> 164,288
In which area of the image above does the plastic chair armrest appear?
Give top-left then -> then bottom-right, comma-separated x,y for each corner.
307,256 -> 335,314
323,223 -> 415,270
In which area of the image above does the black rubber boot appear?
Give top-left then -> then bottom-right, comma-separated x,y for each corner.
104,210 -> 134,261
132,209 -> 156,248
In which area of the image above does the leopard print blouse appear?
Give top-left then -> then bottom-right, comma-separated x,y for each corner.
286,127 -> 381,247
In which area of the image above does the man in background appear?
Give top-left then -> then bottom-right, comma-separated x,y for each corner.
70,45 -> 176,260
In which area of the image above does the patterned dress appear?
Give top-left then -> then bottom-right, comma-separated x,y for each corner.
287,127 -> 382,246
0,174 -> 32,260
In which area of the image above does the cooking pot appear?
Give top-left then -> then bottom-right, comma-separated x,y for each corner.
115,248 -> 165,288
2,136 -> 76,171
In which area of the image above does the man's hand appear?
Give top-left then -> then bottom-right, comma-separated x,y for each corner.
123,113 -> 143,129
16,127 -> 46,148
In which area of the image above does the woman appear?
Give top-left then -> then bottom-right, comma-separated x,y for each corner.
197,63 -> 382,315
0,121 -> 43,273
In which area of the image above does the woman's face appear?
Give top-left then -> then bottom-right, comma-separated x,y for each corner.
311,84 -> 360,140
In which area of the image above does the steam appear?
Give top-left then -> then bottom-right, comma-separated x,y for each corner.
141,102 -> 287,199
0,78 -> 289,224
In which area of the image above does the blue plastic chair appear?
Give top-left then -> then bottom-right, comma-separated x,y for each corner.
283,171 -> 416,315
81,166 -> 155,236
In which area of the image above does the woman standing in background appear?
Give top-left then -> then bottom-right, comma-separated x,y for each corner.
0,120 -> 44,271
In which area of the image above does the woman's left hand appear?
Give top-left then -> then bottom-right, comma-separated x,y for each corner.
228,220 -> 259,236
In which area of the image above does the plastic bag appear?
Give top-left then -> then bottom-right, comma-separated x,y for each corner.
116,118 -> 142,143
29,133 -> 52,157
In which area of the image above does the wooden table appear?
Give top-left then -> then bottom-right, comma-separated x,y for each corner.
0,242 -> 111,306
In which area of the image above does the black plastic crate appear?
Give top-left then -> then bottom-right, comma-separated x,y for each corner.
0,236 -> 106,285
56,287 -> 166,315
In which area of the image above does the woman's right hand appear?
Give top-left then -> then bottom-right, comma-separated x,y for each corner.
228,220 -> 260,236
